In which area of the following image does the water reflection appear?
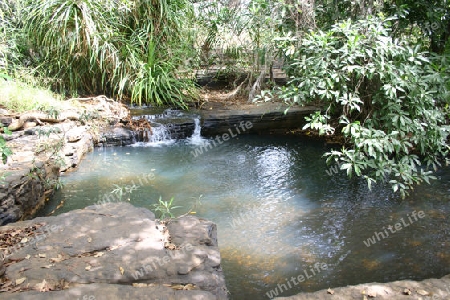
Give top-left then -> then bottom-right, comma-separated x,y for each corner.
37,135 -> 450,299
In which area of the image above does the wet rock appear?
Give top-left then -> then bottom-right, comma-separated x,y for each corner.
199,102 -> 318,136
155,118 -> 196,140
129,109 -> 197,141
0,203 -> 228,299
99,126 -> 135,146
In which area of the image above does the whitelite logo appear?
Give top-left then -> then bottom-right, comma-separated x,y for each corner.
325,162 -> 342,176
190,121 -> 253,157
363,210 -> 425,247
131,243 -> 193,280
266,262 -> 328,298
229,208 -> 258,228
190,141 -> 215,158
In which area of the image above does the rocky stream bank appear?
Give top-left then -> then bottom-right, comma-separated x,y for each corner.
1,98 -> 449,299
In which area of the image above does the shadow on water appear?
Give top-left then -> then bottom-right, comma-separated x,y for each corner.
37,135 -> 450,300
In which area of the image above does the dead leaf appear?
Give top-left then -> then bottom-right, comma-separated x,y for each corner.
164,242 -> 177,250
327,288 -> 335,295
15,277 -> 26,285
417,289 -> 429,296
42,264 -> 53,269
62,280 -> 70,289
132,283 -> 148,287
119,266 -> 124,275
36,279 -> 50,292
184,283 -> 196,290
50,254 -> 63,263
0,280 -> 13,291
171,284 -> 184,290
8,285 -> 23,293
94,252 -> 104,258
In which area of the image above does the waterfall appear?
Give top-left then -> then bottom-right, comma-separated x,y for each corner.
129,109 -> 202,147
148,124 -> 172,143
131,123 -> 174,147
188,117 -> 206,145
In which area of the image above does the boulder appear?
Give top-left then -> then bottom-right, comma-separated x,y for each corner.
99,126 -> 136,146
66,126 -> 87,143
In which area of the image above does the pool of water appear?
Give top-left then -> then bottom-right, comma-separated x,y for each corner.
37,134 -> 450,299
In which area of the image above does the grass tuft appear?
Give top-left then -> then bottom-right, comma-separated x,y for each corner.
0,80 -> 66,113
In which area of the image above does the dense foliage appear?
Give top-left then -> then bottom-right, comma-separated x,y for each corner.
275,17 -> 450,196
2,0 -> 197,107
0,0 -> 25,80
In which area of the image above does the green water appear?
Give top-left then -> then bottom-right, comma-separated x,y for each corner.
37,135 -> 450,299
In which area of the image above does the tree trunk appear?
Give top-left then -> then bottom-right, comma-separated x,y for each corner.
248,70 -> 266,103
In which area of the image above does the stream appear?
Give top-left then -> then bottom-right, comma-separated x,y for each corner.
37,118 -> 450,299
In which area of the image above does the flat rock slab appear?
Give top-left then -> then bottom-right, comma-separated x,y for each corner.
0,203 -> 228,299
275,275 -> 450,300
199,102 -> 318,136
1,283 -> 216,300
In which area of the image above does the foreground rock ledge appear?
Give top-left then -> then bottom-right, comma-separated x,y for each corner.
275,275 -> 450,300
0,203 -> 228,299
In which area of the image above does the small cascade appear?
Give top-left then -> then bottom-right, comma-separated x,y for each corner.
188,117 -> 206,145
147,124 -> 172,143
131,123 -> 174,147
134,128 -> 152,142
129,108 -> 200,146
